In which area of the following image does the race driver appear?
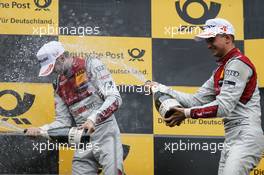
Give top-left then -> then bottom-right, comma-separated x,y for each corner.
26,41 -> 124,175
146,18 -> 264,175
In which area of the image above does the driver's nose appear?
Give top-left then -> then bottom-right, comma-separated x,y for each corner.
207,42 -> 213,49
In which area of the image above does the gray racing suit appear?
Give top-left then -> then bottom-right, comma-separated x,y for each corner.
156,48 -> 264,175
40,57 -> 124,175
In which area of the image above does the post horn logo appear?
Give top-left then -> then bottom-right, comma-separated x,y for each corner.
175,0 -> 221,25
34,0 -> 52,11
0,90 -> 35,125
128,48 -> 145,61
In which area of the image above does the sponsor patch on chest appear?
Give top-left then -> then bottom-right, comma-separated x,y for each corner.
225,69 -> 240,77
75,69 -> 88,86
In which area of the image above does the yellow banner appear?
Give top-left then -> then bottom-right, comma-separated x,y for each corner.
251,158 -> 264,175
153,86 -> 225,136
152,0 -> 243,40
59,35 -> 152,85
58,134 -> 154,175
121,134 -> 154,175
245,39 -> 264,87
0,83 -> 55,131
59,149 -> 74,174
0,0 -> 58,35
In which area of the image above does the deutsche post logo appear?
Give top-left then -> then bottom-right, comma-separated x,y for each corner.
175,0 -> 221,25
128,48 -> 145,61
34,0 -> 52,11
0,90 -> 35,124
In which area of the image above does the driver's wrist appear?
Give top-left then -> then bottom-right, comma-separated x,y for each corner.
87,113 -> 97,124
184,108 -> 191,118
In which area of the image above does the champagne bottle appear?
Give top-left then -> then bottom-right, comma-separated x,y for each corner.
151,84 -> 182,118
47,127 -> 90,146
25,127 -> 90,148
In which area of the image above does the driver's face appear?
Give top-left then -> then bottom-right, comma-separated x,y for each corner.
205,34 -> 228,58
54,55 -> 65,73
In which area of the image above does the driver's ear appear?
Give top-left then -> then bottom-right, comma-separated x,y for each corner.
225,34 -> 232,44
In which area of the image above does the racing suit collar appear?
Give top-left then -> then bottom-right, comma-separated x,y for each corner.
217,48 -> 240,65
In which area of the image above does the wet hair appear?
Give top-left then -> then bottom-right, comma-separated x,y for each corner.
63,51 -> 70,58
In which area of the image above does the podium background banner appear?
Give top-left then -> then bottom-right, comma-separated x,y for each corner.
1,0 -> 264,174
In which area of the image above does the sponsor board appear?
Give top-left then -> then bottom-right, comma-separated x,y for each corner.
152,0 -> 243,40
154,135 -> 223,175
121,134 -> 154,175
59,149 -> 74,174
0,83 -> 55,131
0,0 -> 58,35
58,134 -> 154,175
252,159 -> 264,175
59,35 -> 152,85
245,39 -> 264,87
